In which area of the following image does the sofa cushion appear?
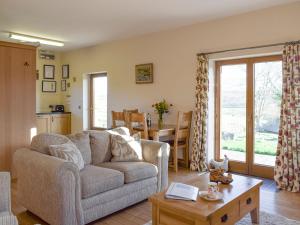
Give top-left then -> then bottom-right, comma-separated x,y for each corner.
67,132 -> 92,165
108,127 -> 130,136
0,213 -> 18,225
109,133 -> 142,162
49,141 -> 85,170
84,130 -> 112,164
31,133 -> 70,155
98,162 -> 158,183
80,165 -> 124,199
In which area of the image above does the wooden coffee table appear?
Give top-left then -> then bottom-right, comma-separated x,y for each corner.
149,173 -> 263,225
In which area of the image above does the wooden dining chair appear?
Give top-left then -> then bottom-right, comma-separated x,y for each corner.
169,111 -> 193,172
128,112 -> 149,140
111,111 -> 126,128
123,109 -> 138,127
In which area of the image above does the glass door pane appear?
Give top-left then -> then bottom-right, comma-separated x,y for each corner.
220,64 -> 247,162
254,61 -> 282,166
92,75 -> 107,128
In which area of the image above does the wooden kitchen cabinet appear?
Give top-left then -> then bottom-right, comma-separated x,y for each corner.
36,113 -> 71,135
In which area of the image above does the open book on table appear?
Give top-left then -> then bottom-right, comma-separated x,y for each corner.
165,182 -> 199,201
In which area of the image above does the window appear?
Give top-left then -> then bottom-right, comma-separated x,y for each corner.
215,55 -> 282,178
90,73 -> 107,129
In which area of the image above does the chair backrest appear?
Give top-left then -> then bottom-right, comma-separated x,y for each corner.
123,109 -> 139,127
174,111 -> 193,145
123,109 -> 139,114
128,112 -> 149,139
111,111 -> 125,128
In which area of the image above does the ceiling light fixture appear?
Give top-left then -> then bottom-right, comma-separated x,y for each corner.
9,33 -> 64,47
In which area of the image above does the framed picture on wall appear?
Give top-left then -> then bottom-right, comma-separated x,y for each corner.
36,70 -> 39,80
42,80 -> 56,92
135,63 -> 153,84
62,64 -> 69,79
61,80 -> 66,91
43,65 -> 55,79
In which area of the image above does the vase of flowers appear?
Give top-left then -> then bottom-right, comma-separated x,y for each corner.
152,99 -> 173,128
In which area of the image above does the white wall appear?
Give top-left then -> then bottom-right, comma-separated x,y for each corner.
36,51 -> 64,112
61,2 -> 300,137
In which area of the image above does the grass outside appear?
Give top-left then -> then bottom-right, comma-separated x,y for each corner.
222,132 -> 278,156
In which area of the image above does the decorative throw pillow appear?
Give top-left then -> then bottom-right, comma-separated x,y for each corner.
109,127 -> 131,136
67,132 -> 92,165
110,132 -> 142,162
49,141 -> 85,170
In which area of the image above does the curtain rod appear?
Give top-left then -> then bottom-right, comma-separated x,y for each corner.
197,40 -> 300,56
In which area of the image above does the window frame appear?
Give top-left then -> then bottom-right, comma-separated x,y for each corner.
89,72 -> 108,130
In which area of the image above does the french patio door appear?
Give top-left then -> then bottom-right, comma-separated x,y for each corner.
215,55 -> 282,179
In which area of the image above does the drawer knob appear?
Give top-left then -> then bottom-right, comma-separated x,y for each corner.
221,214 -> 228,223
247,197 -> 252,205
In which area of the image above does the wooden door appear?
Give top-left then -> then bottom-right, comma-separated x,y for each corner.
0,45 -> 9,170
215,55 -> 282,179
0,42 -> 36,171
51,114 -> 71,135
36,115 -> 51,134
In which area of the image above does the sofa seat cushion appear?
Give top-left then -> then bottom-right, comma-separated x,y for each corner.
98,162 -> 158,183
80,165 -> 124,199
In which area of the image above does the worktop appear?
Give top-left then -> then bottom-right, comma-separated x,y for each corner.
36,112 -> 71,115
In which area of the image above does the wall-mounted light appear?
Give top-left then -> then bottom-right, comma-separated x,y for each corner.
9,33 -> 64,47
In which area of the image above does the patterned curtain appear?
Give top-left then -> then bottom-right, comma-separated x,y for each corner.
190,54 -> 209,172
274,43 -> 300,192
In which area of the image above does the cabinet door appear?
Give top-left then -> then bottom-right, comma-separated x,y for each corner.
51,114 -> 71,135
36,115 -> 51,134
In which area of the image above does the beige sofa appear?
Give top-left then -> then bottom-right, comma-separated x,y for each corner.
0,172 -> 18,225
13,129 -> 169,225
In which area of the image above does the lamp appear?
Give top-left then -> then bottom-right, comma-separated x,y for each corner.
9,33 -> 64,47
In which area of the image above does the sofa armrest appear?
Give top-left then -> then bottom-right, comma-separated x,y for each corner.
141,140 -> 170,192
0,172 -> 11,214
13,148 -> 84,225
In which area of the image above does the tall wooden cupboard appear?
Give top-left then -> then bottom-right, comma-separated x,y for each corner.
0,41 -> 36,171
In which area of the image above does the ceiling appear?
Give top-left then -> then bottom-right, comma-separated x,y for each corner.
0,0 -> 298,51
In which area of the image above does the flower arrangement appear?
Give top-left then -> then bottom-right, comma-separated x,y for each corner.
152,99 -> 173,122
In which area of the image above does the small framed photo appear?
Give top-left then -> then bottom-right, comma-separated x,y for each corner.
36,70 -> 39,80
61,80 -> 67,91
135,63 -> 153,84
42,80 -> 56,92
62,64 -> 69,79
43,65 -> 55,79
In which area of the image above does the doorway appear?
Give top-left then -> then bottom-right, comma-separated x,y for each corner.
215,55 -> 282,178
89,73 -> 108,129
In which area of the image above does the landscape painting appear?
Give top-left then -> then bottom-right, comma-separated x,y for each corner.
135,63 -> 153,84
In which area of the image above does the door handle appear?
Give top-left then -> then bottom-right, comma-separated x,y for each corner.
246,197 -> 252,205
221,214 -> 228,223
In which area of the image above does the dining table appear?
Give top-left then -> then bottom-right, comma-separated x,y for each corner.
134,123 -> 176,141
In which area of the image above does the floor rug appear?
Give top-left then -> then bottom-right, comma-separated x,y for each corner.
144,211 -> 300,225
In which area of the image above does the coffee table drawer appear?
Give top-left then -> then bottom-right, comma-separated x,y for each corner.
211,202 -> 239,225
240,189 -> 259,216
